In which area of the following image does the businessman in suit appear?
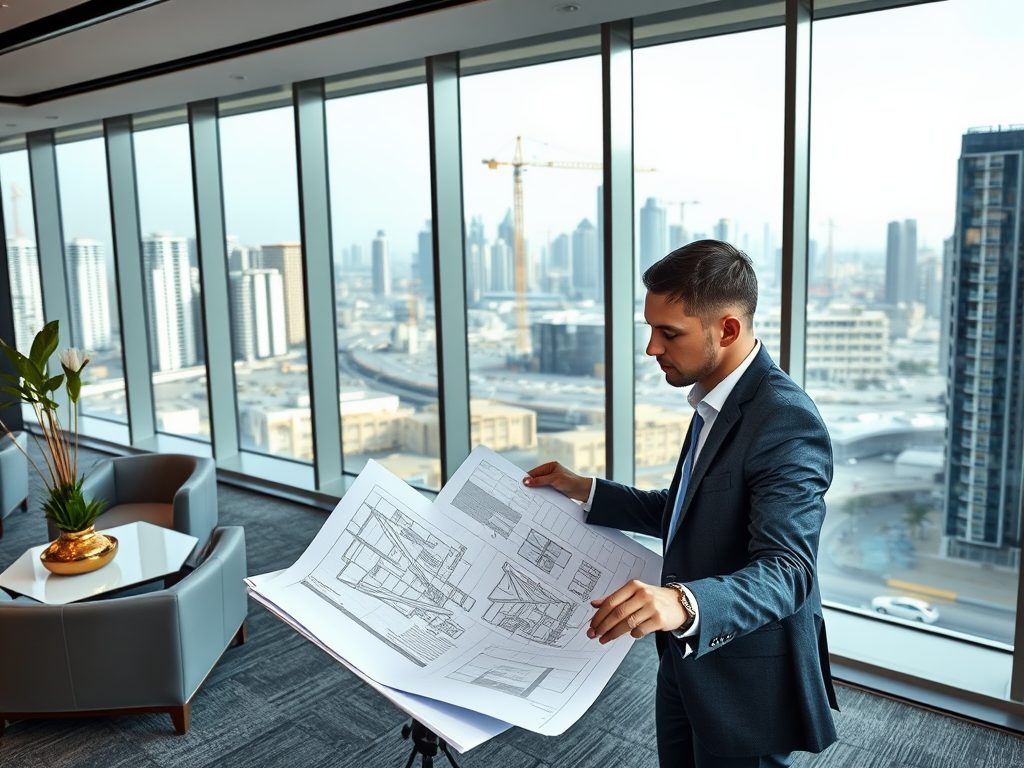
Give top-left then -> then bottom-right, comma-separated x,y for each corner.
525,240 -> 838,767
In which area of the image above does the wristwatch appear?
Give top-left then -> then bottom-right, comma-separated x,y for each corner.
665,582 -> 696,634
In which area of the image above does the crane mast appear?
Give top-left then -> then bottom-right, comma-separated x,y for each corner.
511,139 -> 529,361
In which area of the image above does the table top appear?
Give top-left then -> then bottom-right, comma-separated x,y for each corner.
0,521 -> 199,605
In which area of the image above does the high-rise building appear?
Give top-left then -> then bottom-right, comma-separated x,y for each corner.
639,197 -> 666,275
497,209 -> 515,251
143,234 -> 196,372
371,230 -> 391,297
572,218 -> 600,302
416,220 -> 433,300
489,239 -> 511,293
6,237 -> 43,351
885,218 -> 918,306
66,238 -> 112,351
229,268 -> 287,362
261,242 -> 305,346
713,218 -> 732,244
944,126 -> 1024,567
226,235 -> 259,272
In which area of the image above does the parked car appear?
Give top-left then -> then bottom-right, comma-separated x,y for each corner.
870,595 -> 940,624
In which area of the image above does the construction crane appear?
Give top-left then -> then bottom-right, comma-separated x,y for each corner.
669,200 -> 700,247
483,136 -> 653,367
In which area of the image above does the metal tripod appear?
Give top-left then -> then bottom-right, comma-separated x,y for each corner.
401,719 -> 462,768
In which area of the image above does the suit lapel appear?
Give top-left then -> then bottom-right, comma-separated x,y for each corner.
669,346 -> 775,538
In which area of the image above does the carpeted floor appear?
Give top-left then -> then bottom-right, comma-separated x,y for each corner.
2,443 -> 1023,767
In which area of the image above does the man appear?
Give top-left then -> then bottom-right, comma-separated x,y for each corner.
524,240 -> 838,767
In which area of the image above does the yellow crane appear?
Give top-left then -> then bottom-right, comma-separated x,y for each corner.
483,136 -> 653,364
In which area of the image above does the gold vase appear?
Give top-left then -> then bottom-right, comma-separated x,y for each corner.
40,526 -> 119,576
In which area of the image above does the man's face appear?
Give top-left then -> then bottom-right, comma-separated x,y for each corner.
644,291 -> 720,389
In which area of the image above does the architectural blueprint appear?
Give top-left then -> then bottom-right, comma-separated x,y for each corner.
253,446 -> 661,736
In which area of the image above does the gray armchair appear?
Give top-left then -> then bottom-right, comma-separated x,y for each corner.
0,525 -> 248,736
0,432 -> 29,538
48,454 -> 218,555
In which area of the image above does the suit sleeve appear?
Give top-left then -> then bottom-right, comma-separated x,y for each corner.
684,396 -> 833,660
586,478 -> 669,539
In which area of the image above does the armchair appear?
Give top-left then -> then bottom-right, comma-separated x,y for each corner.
0,525 -> 248,736
47,454 -> 218,554
0,432 -> 29,538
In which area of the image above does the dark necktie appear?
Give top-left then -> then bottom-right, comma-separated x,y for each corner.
666,411 -> 704,545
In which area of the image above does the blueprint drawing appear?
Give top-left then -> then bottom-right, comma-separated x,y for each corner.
256,446 -> 662,736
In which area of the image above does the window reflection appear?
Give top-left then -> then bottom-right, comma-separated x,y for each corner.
134,124 -> 211,440
461,56 -> 605,475
0,150 -> 42,356
54,139 -> 127,423
326,85 -> 442,489
809,0 -> 1022,645
220,106 -> 311,462
633,28 -> 785,490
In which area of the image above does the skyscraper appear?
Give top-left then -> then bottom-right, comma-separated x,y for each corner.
6,237 -> 43,350
944,126 -> 1024,567
490,239 -> 511,293
261,242 -> 305,346
229,268 -> 287,362
416,220 -> 433,300
66,238 -> 112,351
885,218 -> 918,306
639,198 -> 666,275
572,218 -> 600,302
713,218 -> 732,244
465,216 -> 486,306
371,230 -> 391,297
143,234 -> 196,372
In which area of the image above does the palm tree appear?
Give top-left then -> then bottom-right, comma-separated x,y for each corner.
903,501 -> 932,541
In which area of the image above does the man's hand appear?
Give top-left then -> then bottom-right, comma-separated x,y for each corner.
587,580 -> 688,643
523,461 -> 592,503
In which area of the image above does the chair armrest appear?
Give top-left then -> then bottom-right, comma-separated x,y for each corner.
172,458 -> 218,552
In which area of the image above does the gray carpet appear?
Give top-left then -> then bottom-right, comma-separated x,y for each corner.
2,443 -> 1023,767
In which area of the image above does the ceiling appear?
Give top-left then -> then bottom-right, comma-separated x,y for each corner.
0,0 -> 716,140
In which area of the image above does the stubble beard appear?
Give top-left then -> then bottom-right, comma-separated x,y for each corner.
663,332 -> 718,389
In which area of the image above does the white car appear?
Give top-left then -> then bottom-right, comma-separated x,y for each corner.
871,596 -> 940,624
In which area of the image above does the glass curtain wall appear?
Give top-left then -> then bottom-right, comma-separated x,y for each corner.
219,105 -> 312,463
632,26 -> 786,490
54,137 -> 128,423
460,55 -> 605,475
133,122 -> 211,442
326,83 -> 442,489
809,0 -> 1023,646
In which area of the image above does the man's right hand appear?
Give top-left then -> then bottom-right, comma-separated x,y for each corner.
523,462 -> 592,503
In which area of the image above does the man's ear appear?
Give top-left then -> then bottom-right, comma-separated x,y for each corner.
720,316 -> 742,346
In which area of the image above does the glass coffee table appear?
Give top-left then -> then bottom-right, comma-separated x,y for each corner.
0,521 -> 199,605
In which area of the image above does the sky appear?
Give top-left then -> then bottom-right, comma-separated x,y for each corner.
2,0 -> 1023,273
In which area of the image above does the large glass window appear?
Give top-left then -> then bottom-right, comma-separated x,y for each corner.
632,27 -> 786,490
0,149 -> 41,354
326,82 -> 442,489
460,55 -> 604,475
809,0 -> 1023,647
55,138 -> 128,423
220,105 -> 311,463
134,122 -> 210,442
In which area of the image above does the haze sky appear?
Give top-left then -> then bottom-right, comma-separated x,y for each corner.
1,0 -> 1022,274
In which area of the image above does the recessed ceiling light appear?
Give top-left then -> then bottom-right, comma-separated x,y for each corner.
229,75 -> 246,81
46,116 -> 59,120
5,123 -> 15,128
554,3 -> 580,12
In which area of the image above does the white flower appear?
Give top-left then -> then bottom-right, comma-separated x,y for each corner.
60,348 -> 89,372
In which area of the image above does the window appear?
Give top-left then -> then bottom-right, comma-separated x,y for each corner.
809,0 -> 1023,648
134,122 -> 210,441
326,80 -> 442,489
460,54 -> 604,475
55,137 -> 127,423
220,105 -> 312,463
633,26 -> 785,489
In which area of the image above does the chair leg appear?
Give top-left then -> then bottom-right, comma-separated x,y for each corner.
20,498 -> 29,512
169,703 -> 190,735
232,620 -> 248,647
1,717 -> 6,738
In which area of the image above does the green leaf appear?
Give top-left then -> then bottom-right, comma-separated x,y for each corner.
0,342 -> 44,391
29,320 -> 60,373
44,374 -> 65,393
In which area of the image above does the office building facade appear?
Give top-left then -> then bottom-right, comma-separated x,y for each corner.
143,234 -> 196,372
66,238 -> 112,352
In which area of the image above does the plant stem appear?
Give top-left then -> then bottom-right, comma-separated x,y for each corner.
0,417 -> 51,489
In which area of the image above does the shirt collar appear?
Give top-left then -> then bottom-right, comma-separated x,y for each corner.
687,340 -> 761,415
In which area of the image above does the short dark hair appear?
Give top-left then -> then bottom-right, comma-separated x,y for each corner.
642,239 -> 758,325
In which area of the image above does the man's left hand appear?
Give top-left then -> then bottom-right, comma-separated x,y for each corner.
587,580 -> 687,643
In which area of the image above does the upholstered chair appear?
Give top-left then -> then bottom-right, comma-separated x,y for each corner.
0,432 -> 29,538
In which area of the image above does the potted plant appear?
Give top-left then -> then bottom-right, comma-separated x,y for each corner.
0,320 -> 115,574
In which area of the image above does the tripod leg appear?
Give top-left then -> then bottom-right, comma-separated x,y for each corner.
439,741 -> 462,768
405,744 -> 419,768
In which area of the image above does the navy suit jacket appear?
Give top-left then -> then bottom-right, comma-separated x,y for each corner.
588,345 -> 839,757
